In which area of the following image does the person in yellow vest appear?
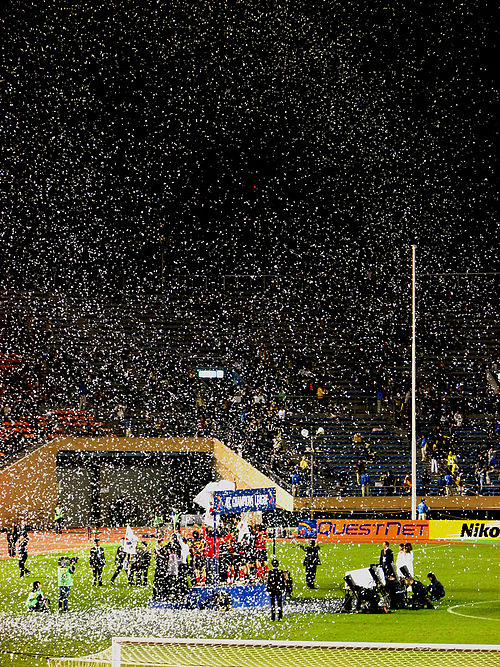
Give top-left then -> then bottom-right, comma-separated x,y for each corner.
58,556 -> 77,611
26,581 -> 50,612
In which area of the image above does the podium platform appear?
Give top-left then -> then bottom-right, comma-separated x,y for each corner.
149,582 -> 270,610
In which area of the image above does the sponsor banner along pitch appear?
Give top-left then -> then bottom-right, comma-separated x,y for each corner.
299,520 -> 500,543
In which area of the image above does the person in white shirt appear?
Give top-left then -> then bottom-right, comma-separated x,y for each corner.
396,542 -> 414,578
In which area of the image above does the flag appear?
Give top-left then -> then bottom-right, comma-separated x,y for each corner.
237,512 -> 251,542
176,532 -> 190,564
203,506 -> 220,528
124,525 -> 138,554
193,480 -> 236,511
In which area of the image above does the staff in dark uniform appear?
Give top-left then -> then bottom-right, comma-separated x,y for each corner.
18,531 -> 30,577
110,538 -> 126,584
266,559 -> 286,621
6,521 -> 19,558
379,541 -> 394,580
299,539 -> 321,589
89,538 -> 106,586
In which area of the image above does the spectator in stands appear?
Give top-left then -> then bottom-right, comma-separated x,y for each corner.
376,389 -> 384,414
291,470 -> 301,497
430,452 -> 439,475
444,471 -> 454,496
352,432 -> 363,448
477,466 -> 487,494
421,469 -> 431,496
78,383 -> 87,410
402,474 -> 412,495
420,435 -> 428,461
437,475 -> 446,495
417,498 -> 429,520
382,469 -> 395,496
355,459 -> 365,485
360,471 -> 370,497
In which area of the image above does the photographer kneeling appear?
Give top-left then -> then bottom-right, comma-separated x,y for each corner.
405,577 -> 434,609
27,581 -> 50,612
426,572 -> 445,602
58,556 -> 78,612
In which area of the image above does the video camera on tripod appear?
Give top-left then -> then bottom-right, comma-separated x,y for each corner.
58,556 -> 79,568
343,563 -> 406,612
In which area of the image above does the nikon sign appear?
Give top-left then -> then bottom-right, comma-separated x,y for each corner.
429,520 -> 500,542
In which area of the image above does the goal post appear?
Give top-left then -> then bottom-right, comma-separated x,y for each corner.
102,637 -> 500,667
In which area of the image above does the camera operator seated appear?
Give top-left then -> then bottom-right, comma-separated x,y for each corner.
385,573 -> 406,609
26,581 -> 50,612
426,572 -> 445,601
344,575 -> 386,614
405,577 -> 434,609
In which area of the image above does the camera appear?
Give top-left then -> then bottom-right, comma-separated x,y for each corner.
58,556 -> 79,567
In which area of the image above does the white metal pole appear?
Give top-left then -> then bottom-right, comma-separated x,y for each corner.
310,435 -> 314,520
112,637 -> 121,667
411,245 -> 417,520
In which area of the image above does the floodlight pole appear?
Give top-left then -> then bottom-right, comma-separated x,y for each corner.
310,434 -> 314,520
411,245 -> 417,520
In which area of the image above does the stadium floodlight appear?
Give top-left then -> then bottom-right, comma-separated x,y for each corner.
301,427 -> 325,518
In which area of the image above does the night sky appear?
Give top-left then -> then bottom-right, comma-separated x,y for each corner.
1,1 -> 497,291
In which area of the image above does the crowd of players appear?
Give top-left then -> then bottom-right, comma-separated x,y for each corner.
90,521 -> 287,604
20,525 -> 445,618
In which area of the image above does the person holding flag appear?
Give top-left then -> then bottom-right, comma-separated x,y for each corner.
153,506 -> 164,540
123,525 -> 139,583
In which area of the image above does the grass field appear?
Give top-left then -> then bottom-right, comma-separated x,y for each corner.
0,540 -> 498,666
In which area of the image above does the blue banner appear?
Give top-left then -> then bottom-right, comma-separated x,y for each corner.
213,488 -> 276,515
298,519 -> 318,539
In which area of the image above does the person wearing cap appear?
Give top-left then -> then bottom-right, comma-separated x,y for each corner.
266,559 -> 286,621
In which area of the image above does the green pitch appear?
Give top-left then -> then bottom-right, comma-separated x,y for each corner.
0,541 -> 498,667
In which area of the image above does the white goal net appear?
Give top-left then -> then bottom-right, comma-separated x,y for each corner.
48,637 -> 500,667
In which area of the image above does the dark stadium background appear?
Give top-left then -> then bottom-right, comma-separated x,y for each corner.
0,0 -> 497,292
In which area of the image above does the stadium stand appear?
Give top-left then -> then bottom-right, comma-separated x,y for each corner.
0,276 -> 498,501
